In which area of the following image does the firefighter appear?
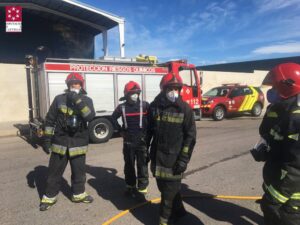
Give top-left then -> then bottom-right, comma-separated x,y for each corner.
112,81 -> 150,198
39,72 -> 95,211
252,63 -> 300,225
147,73 -> 196,225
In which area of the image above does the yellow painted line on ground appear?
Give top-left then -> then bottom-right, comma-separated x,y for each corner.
101,195 -> 262,225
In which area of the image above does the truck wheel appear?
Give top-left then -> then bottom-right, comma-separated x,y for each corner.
212,106 -> 225,121
89,118 -> 113,143
251,103 -> 262,117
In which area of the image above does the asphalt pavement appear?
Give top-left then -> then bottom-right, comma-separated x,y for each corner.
0,117 -> 265,225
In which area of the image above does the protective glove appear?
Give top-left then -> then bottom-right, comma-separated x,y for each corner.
43,138 -> 51,155
173,160 -> 187,175
250,137 -> 270,162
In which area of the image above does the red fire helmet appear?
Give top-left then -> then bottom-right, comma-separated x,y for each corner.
65,72 -> 84,87
262,63 -> 300,99
124,81 -> 141,96
160,72 -> 183,90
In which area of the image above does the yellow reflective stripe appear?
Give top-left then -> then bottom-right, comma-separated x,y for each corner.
155,116 -> 184,123
265,184 -> 289,203
155,170 -> 182,179
243,91 -> 255,111
288,133 -> 299,141
137,188 -> 148,193
238,87 -> 259,111
75,99 -> 82,104
238,95 -> 250,111
50,144 -> 67,155
72,192 -> 88,201
155,112 -> 184,124
81,106 -> 91,117
280,169 -> 288,180
246,87 -> 259,110
182,146 -> 189,155
69,146 -> 88,157
161,116 -> 184,123
155,166 -> 182,179
291,193 -> 300,200
59,105 -> 74,115
293,206 -> 299,210
44,126 -> 54,136
292,110 -> 300,114
270,129 -> 284,141
267,111 -> 278,118
41,196 -> 56,204
59,105 -> 67,114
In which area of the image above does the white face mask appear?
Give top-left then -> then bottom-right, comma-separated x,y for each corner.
70,88 -> 81,94
166,90 -> 179,102
130,93 -> 139,102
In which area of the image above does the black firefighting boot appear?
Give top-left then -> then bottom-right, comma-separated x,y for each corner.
136,187 -> 148,202
39,195 -> 57,211
71,192 -> 93,203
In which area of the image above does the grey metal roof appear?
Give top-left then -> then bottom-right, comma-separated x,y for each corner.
0,0 -> 124,33
197,56 -> 300,73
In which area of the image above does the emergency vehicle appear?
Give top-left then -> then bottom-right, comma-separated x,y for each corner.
26,57 -> 202,143
201,84 -> 264,121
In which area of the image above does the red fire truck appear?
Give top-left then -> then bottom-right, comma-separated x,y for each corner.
26,57 -> 202,143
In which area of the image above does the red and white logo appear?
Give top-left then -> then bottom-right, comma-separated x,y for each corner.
6,6 -> 22,32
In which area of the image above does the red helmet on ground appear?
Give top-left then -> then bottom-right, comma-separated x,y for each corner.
65,72 -> 84,87
160,72 -> 183,90
262,63 -> 300,99
124,81 -> 141,96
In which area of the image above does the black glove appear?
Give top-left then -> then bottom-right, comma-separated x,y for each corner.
250,143 -> 269,162
173,160 -> 187,175
67,91 -> 80,103
43,138 -> 51,155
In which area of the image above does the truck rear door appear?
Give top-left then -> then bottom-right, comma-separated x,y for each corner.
179,68 -> 201,109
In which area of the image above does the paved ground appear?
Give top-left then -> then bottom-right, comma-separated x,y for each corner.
0,117 -> 265,225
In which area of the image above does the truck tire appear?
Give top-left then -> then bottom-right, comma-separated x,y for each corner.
251,102 -> 262,117
89,118 -> 113,143
212,106 -> 225,121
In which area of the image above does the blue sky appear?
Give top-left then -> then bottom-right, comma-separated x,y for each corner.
81,0 -> 300,65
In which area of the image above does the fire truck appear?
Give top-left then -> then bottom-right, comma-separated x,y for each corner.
26,56 -> 202,143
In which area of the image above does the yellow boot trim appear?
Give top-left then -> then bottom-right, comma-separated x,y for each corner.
137,188 -> 148,194
72,192 -> 88,202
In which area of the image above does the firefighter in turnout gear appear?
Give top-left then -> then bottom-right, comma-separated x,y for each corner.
253,63 -> 300,225
40,72 -> 95,211
112,81 -> 150,199
147,73 -> 196,225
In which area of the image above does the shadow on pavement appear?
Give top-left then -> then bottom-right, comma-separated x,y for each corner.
86,165 -> 203,225
182,184 -> 264,225
86,165 -> 138,210
26,165 -> 72,200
